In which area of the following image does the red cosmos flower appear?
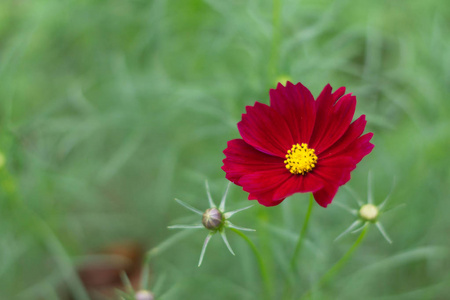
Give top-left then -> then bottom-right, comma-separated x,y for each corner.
222,82 -> 374,207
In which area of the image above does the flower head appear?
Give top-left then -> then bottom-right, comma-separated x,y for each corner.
202,207 -> 223,230
222,81 -> 374,207
334,172 -> 398,243
168,181 -> 255,266
359,203 -> 378,222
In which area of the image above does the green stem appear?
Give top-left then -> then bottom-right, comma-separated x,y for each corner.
229,227 -> 273,300
290,193 -> 314,269
282,194 -> 314,299
300,224 -> 370,299
268,0 -> 282,83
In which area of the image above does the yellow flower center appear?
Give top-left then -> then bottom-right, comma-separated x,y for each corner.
284,143 -> 318,175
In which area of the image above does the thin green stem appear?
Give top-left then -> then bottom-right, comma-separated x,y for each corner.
229,227 -> 273,300
282,194 -> 314,299
290,193 -> 314,269
268,0 -> 282,83
300,225 -> 370,299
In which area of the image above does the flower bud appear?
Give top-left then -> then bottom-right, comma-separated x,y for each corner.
359,204 -> 378,222
275,75 -> 293,87
202,208 -> 223,231
135,290 -> 154,300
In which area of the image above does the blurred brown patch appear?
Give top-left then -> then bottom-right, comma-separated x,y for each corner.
61,241 -> 145,300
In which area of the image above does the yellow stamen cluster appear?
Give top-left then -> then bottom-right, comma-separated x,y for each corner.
284,143 -> 318,175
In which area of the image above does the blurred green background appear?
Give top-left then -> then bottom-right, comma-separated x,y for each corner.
1,0 -> 449,299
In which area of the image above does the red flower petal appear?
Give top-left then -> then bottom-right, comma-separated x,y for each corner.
332,86 -> 346,100
312,156 -> 355,186
313,184 -> 339,207
312,135 -> 374,207
269,82 -> 316,143
222,139 -> 284,184
272,172 -> 324,200
238,102 -> 294,157
319,115 -> 367,160
238,168 -> 292,205
314,93 -> 357,154
309,84 -> 334,149
239,169 -> 292,196
336,133 -> 375,164
240,170 -> 324,207
248,191 -> 285,207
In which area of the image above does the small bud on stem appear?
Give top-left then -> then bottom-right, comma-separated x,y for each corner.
359,204 -> 378,222
202,208 -> 223,231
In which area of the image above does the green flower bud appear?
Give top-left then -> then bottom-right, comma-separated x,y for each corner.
169,181 -> 255,266
202,208 -> 223,231
275,75 -> 293,87
359,204 -> 378,222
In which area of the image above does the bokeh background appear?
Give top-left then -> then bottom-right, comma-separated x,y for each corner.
1,0 -> 449,299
